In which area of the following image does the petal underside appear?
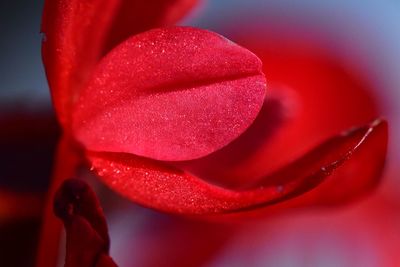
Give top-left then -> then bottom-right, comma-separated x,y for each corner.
87,119 -> 387,214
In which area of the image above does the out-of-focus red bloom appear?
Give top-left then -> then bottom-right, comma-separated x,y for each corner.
37,0 -> 389,266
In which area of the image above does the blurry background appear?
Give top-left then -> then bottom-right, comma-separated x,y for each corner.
1,0 -> 400,266
0,0 -> 49,109
1,1 -> 55,266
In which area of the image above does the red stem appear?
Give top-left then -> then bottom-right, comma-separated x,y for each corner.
35,135 -> 83,267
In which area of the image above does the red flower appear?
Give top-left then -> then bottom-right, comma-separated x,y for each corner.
36,0 -> 388,266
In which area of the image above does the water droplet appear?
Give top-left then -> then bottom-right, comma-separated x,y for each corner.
320,166 -> 332,176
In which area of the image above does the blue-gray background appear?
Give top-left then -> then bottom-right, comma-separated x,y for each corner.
2,0 -> 400,113
0,0 -> 49,109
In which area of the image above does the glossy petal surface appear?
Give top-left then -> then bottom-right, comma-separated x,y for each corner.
87,120 -> 387,214
42,0 -> 197,127
73,27 -> 266,161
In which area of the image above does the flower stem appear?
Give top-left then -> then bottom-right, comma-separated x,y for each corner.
35,135 -> 82,267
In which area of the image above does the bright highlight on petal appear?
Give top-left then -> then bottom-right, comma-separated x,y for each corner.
73,27 -> 266,161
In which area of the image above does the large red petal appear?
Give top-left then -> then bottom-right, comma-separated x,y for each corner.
41,0 -> 197,128
86,120 -> 387,214
73,27 -> 266,161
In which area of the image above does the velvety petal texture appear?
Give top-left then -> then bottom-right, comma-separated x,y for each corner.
73,27 -> 266,161
41,0 -> 197,128
87,120 -> 387,214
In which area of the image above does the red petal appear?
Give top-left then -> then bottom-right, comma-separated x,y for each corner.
176,42 -> 380,188
96,255 -> 118,267
246,40 -> 380,176
278,120 -> 388,208
86,120 -> 387,214
73,27 -> 266,161
54,179 -> 117,267
201,194 -> 400,266
41,0 -> 197,128
100,0 -> 199,55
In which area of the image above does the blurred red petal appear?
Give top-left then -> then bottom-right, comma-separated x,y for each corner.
248,40 -> 380,175
203,193 -> 400,267
101,0 -> 198,55
73,27 -> 266,161
96,255 -> 118,267
107,210 -> 235,267
279,120 -> 388,208
0,191 -> 43,221
87,120 -> 387,214
54,179 -> 117,267
41,0 -> 197,127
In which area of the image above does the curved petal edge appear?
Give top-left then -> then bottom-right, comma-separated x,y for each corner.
86,119 -> 388,215
73,27 -> 266,161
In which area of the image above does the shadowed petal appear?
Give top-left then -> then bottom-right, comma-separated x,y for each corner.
36,137 -> 83,267
54,179 -> 117,267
